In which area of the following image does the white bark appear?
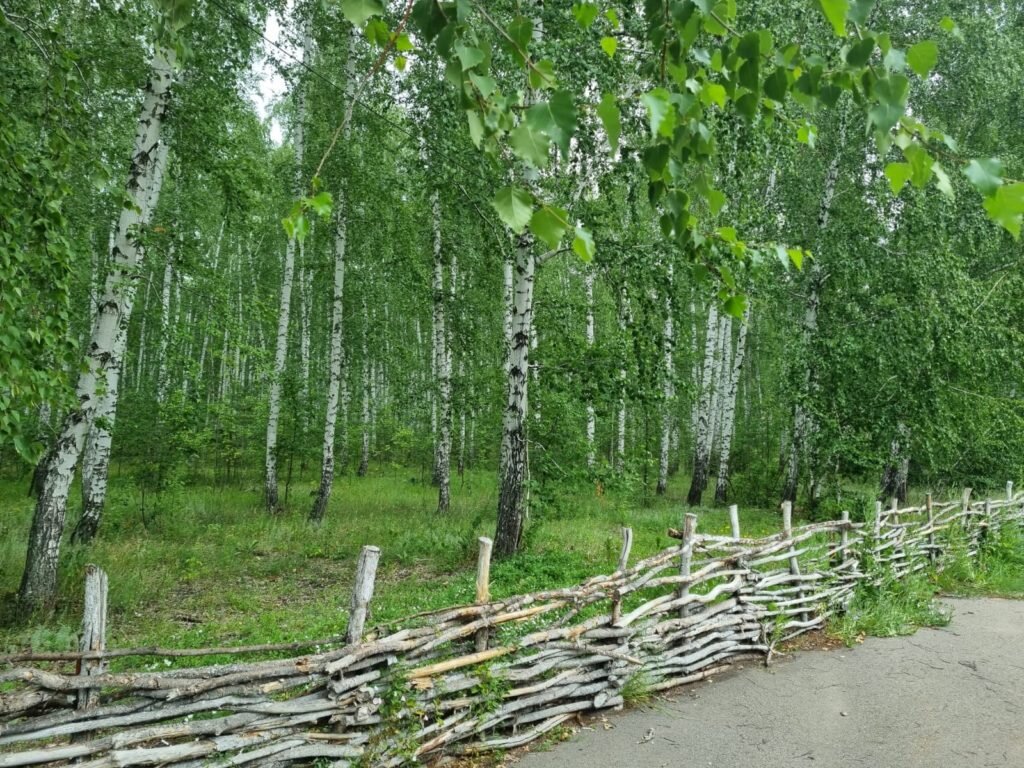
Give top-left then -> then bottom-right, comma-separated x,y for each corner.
20,45 -> 176,609
687,302 -> 719,505
495,234 -> 535,556
133,270 -> 153,392
657,268 -> 675,495
311,34 -> 355,522
358,297 -> 371,477
708,317 -> 730,464
584,268 -> 596,469
784,117 -> 844,503
714,307 -> 750,503
264,28 -> 309,511
431,189 -> 452,513
155,243 -> 174,403
615,287 -> 629,473
299,243 -> 312,410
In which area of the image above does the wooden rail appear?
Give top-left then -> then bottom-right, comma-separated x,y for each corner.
1,486 -> 1020,767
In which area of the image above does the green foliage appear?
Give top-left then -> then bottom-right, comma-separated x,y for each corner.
0,15 -> 85,461
830,575 -> 951,646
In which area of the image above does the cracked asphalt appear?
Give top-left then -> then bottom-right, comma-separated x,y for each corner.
514,598 -> 1024,768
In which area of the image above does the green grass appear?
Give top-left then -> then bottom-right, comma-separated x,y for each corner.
829,575 -> 953,646
830,524 -> 1024,646
0,467 -> 779,656
933,524 -> 1024,598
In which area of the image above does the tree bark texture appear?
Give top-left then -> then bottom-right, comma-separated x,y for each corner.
19,46 -> 176,612
264,29 -> 309,512
495,233 -> 535,557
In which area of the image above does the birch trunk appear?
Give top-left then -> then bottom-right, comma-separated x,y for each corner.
430,190 -> 450,505
714,307 -> 750,504
264,28 -> 309,512
657,272 -> 675,495
707,318 -> 730,467
358,297 -> 371,478
457,357 -> 467,477
615,287 -> 629,473
18,45 -> 176,612
310,37 -> 354,523
299,247 -> 312,412
431,189 -> 452,513
783,118 -> 844,503
688,299 -> 699,446
155,243 -> 174,403
879,423 -> 910,503
133,269 -> 154,391
495,233 -> 535,556
584,268 -> 596,469
686,302 -> 719,505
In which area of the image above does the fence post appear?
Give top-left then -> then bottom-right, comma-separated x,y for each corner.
677,513 -> 697,619
839,510 -> 850,567
985,499 -> 996,540
617,527 -> 634,573
926,493 -> 936,565
728,504 -> 741,540
961,487 -> 973,512
346,546 -> 381,644
1007,481 -> 1014,502
781,501 -> 808,623
77,565 -> 108,713
474,537 -> 493,652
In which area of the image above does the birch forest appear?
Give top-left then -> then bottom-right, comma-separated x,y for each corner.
1,0 -> 1023,633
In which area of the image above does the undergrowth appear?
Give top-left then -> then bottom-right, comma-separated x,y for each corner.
830,575 -> 952,646
830,523 -> 1024,646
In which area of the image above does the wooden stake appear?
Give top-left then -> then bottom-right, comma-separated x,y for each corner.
1007,481 -> 1014,501
839,510 -> 850,565
781,502 -> 808,621
961,487 -> 972,512
475,538 -> 493,652
985,499 -> 996,539
728,505 -> 740,540
77,565 -> 108,712
677,514 -> 697,618
346,546 -> 381,644
926,493 -> 936,565
616,527 -> 633,573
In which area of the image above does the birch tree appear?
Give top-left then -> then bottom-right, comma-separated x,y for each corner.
18,34 -> 180,612
687,302 -> 720,505
264,22 -> 310,513
310,33 -> 356,524
714,307 -> 750,504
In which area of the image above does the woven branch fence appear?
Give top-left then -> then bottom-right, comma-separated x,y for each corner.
2,485 -> 1022,767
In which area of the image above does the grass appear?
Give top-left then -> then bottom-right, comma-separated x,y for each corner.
0,466 -> 780,656
829,523 -> 1024,646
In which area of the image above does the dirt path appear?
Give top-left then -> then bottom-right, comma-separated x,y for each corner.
514,598 -> 1024,768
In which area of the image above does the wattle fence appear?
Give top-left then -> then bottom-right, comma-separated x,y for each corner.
2,485 -> 1021,767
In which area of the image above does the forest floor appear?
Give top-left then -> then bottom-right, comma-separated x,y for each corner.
0,467 -> 784,656
513,597 -> 1024,768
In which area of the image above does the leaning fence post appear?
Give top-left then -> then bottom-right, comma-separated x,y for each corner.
617,527 -> 634,573
728,504 -> 741,540
926,493 -> 936,565
77,565 -> 108,713
677,513 -> 697,619
346,545 -> 381,644
474,537 -> 493,652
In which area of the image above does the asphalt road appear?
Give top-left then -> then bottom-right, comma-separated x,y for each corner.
515,598 -> 1024,768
